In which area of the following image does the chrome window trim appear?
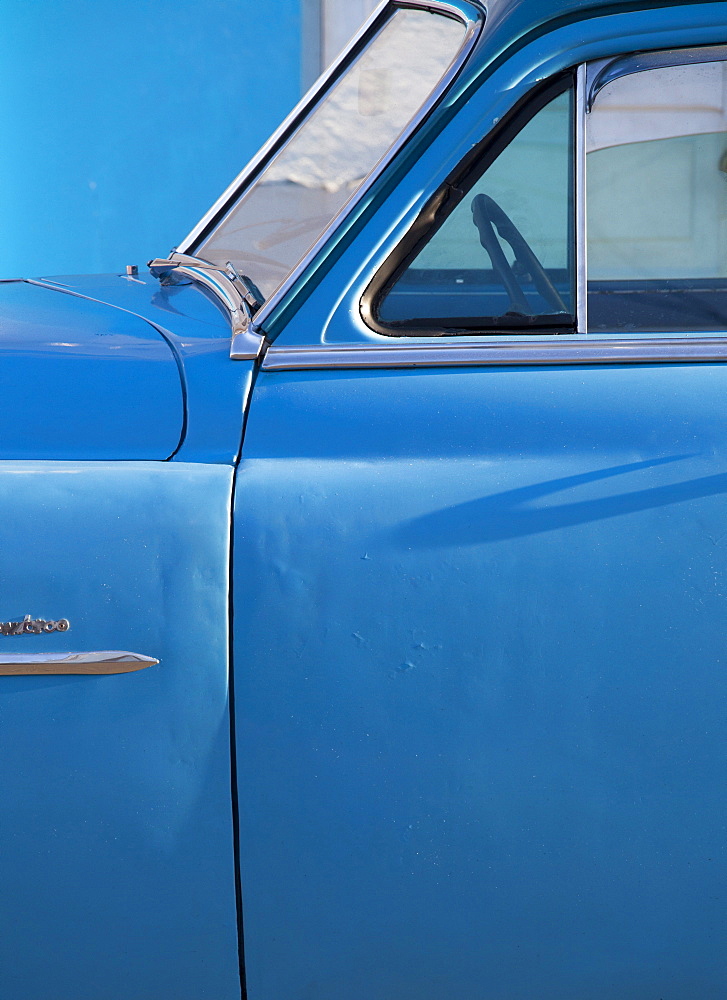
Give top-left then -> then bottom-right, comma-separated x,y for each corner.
180,0 -> 484,336
255,41 -> 727,370
586,44 -> 727,112
262,338 -> 727,370
340,50 -> 727,362
575,63 -> 588,335
359,72 -> 575,338
178,0 -> 392,253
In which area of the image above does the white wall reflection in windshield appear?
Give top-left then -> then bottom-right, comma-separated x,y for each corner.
198,9 -> 466,300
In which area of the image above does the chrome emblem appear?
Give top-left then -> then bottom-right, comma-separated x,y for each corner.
0,615 -> 70,636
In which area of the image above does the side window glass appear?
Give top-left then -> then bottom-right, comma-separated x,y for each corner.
587,61 -> 727,332
373,86 -> 575,334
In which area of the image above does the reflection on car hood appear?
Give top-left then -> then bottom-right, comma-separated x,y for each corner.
0,279 -> 185,460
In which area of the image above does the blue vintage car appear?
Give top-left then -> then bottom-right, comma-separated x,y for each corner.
2,0 -> 726,996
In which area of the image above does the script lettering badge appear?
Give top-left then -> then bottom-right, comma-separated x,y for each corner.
0,615 -> 70,636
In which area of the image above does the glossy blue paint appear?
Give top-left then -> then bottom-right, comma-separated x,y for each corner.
4,2 -> 727,997
471,0 -> 703,68
0,280 -> 183,460
234,364 -> 727,999
32,273 -> 253,464
225,4 -> 727,997
0,461 -> 240,1000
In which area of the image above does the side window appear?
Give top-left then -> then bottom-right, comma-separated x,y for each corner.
371,83 -> 575,334
587,59 -> 727,332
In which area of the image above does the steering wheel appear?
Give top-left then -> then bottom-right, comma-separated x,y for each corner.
471,193 -> 567,315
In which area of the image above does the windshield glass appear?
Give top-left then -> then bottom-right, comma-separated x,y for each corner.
196,7 -> 468,301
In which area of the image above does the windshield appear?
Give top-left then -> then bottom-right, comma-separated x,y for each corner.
195,6 -> 468,301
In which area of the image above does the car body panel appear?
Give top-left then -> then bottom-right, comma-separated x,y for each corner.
31,273 -> 253,464
234,364 -> 727,999
0,460 -> 240,1000
0,280 -> 184,460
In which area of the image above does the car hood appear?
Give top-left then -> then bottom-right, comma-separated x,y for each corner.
0,279 -> 184,460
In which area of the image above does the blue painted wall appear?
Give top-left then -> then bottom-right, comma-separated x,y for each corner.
0,0 -> 303,279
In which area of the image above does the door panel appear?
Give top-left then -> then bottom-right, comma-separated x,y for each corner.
0,462 -> 239,1000
234,363 -> 727,1000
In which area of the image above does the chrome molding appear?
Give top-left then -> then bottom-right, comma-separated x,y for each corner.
179,1 -> 484,340
0,651 -> 159,676
229,325 -> 267,361
587,45 -> 727,112
148,253 -> 266,360
576,63 -> 587,335
262,338 -> 727,370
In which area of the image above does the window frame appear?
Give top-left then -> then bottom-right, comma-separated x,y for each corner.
346,47 -> 727,368
582,47 -> 727,336
361,72 -> 577,337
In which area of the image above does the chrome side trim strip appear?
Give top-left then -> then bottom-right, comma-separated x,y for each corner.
575,63 -> 587,335
262,339 -> 727,370
0,650 -> 159,676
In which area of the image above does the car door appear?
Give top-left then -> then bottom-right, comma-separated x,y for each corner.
231,32 -> 727,1000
